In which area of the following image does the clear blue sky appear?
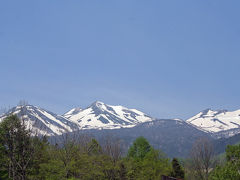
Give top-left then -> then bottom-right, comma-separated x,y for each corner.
0,1 -> 239,119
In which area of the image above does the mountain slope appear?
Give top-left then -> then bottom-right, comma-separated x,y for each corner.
0,105 -> 79,136
64,119 -> 212,157
63,107 -> 83,119
213,133 -> 240,154
64,101 -> 153,129
186,109 -> 240,136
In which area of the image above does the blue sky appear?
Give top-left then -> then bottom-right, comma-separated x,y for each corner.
0,1 -> 239,119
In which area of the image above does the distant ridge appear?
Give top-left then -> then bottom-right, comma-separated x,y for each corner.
186,108 -> 240,137
63,101 -> 153,129
1,102 -> 240,138
0,105 -> 79,136
0,101 -> 153,135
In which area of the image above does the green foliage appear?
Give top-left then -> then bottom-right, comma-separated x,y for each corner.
226,144 -> 240,162
210,162 -> 240,180
39,160 -> 67,180
0,115 -> 34,179
126,137 -> 172,179
127,136 -> 151,160
28,136 -> 51,179
87,138 -> 102,155
210,144 -> 240,180
171,158 -> 184,179
0,143 -> 9,179
0,118 -> 177,180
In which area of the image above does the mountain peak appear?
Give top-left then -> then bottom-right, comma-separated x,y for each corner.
91,101 -> 105,107
0,104 -> 79,136
201,108 -> 212,114
63,107 -> 82,118
187,108 -> 240,134
65,102 -> 153,129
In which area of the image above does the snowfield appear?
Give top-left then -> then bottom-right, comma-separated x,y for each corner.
186,109 -> 240,133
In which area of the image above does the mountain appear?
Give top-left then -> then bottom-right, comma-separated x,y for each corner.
0,101 -> 153,134
63,107 -> 83,119
0,105 -> 79,136
213,133 -> 240,154
2,103 -> 240,157
63,101 -> 153,129
186,109 -> 240,137
62,118 -> 212,157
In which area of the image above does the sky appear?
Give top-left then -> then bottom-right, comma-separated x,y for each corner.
0,1 -> 240,119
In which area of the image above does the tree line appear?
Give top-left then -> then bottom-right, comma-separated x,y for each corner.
0,115 -> 239,179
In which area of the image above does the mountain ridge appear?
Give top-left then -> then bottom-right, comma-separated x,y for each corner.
186,108 -> 240,137
63,101 -> 153,129
1,102 -> 240,139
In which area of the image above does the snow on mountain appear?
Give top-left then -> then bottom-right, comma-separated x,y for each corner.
186,108 -> 240,134
63,107 -> 83,119
0,105 -> 79,136
63,101 -> 153,129
3,102 -> 239,138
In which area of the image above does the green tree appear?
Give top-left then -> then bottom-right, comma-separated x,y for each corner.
210,144 -> 240,180
226,144 -> 240,162
171,158 -> 184,179
127,136 -> 151,160
39,160 -> 67,180
126,137 -> 172,179
0,142 -> 9,179
0,115 -> 35,180
28,136 -> 50,180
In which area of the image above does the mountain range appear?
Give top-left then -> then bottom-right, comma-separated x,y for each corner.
0,101 -> 153,136
1,101 -> 240,157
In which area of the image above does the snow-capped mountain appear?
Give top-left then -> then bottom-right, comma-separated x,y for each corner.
63,101 -> 153,129
0,105 -> 79,136
63,107 -> 83,119
2,102 -> 240,139
186,109 -> 240,135
0,102 -> 153,135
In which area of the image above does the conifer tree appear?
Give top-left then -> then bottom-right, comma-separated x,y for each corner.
171,158 -> 184,179
0,115 -> 34,180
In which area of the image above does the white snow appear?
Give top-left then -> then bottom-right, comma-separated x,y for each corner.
0,105 -> 78,136
186,109 -> 240,133
65,102 -> 153,129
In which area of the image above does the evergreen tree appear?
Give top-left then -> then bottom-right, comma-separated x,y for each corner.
171,158 -> 184,179
0,115 -> 35,180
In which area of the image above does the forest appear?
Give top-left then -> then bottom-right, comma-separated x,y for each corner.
0,115 -> 240,180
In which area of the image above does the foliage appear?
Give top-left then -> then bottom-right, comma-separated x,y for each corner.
0,116 -> 178,179
127,136 -> 151,160
0,115 -> 34,180
171,158 -> 184,179
126,138 -> 172,179
209,144 -> 240,180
